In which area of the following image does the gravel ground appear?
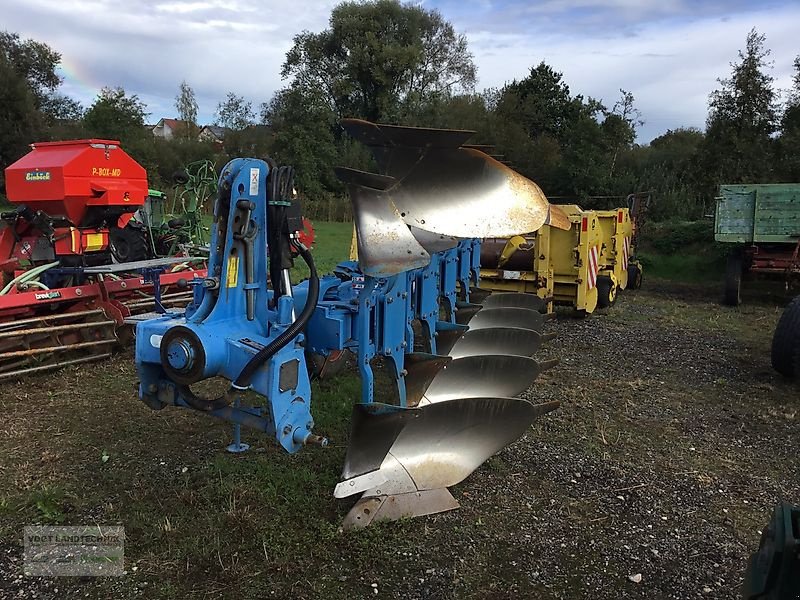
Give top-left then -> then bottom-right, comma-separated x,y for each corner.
1,284 -> 797,599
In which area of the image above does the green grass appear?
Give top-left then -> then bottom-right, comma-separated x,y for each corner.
293,221 -> 353,279
637,250 -> 725,283
2,224 -> 799,598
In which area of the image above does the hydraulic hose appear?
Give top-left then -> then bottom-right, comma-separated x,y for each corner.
177,241 -> 319,412
0,261 -> 59,295
232,239 -> 318,389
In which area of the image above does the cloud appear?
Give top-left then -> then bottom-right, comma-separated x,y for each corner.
4,0 -> 338,121
3,0 -> 799,141
451,0 -> 799,141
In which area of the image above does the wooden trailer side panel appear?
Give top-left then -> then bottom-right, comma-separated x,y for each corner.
715,184 -> 800,244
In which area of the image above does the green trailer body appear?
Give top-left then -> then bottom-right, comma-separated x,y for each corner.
715,184 -> 800,244
715,184 -> 800,306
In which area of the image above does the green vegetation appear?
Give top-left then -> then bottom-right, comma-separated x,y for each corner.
3,8 -> 799,220
2,284 -> 796,598
637,219 -> 728,282
291,221 -> 353,279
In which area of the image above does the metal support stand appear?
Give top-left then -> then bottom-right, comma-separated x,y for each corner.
226,397 -> 250,453
141,267 -> 166,314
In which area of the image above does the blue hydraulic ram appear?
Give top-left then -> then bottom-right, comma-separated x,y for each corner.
134,119 -> 569,527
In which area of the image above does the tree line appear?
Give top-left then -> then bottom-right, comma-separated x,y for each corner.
1,1 -> 799,221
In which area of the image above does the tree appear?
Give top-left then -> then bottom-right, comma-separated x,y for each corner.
41,94 -> 83,122
175,81 -> 199,140
496,63 -> 585,141
704,28 -> 778,186
214,92 -> 254,131
491,62 -> 608,196
282,0 -> 476,122
0,53 -> 41,194
777,55 -> 800,181
261,85 -> 339,198
603,89 -> 643,177
83,87 -> 149,142
0,31 -> 61,108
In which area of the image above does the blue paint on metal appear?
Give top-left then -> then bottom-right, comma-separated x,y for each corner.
134,174 -> 488,454
136,158 -> 315,454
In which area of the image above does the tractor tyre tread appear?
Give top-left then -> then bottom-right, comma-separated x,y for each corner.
724,252 -> 742,306
110,226 -> 149,263
596,275 -> 615,309
628,263 -> 643,290
771,295 -> 800,378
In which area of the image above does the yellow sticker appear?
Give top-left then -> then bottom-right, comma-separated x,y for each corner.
91,167 -> 121,176
226,256 -> 239,288
83,233 -> 105,252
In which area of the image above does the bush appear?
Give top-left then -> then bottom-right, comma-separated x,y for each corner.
641,219 -> 714,254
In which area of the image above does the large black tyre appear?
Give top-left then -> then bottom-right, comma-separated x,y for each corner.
109,226 -> 148,263
771,295 -> 800,378
596,275 -> 617,309
724,252 -> 742,306
627,263 -> 643,290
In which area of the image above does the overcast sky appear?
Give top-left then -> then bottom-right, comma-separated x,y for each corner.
4,0 -> 799,142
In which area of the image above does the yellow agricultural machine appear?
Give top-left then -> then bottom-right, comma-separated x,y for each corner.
480,204 -> 642,315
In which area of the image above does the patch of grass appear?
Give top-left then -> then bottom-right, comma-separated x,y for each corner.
292,221 -> 353,280
4,223 -> 799,598
638,250 -> 725,283
27,487 -> 70,524
612,289 -> 784,348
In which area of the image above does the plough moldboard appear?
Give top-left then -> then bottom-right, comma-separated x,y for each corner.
135,120 -> 567,528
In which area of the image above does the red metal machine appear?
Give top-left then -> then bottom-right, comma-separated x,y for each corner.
0,140 -> 205,380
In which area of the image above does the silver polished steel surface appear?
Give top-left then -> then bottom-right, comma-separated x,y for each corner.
404,353 -> 453,407
408,226 -> 461,253
366,397 -> 558,493
387,147 -> 551,238
348,184 -> 430,276
341,488 -> 460,530
340,119 -> 554,240
458,307 -> 548,332
441,327 -> 549,359
419,355 -> 547,404
481,292 -> 548,312
338,403 -> 420,488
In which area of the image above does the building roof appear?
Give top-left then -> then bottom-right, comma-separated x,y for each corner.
153,118 -> 190,130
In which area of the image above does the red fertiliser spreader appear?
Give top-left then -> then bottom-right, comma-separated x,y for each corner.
0,140 -> 206,380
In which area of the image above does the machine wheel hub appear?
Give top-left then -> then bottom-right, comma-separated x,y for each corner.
160,326 -> 206,384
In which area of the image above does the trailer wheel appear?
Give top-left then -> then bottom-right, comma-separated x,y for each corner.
628,263 -> 643,290
724,252 -> 742,306
771,295 -> 800,378
110,226 -> 149,263
596,275 -> 617,309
